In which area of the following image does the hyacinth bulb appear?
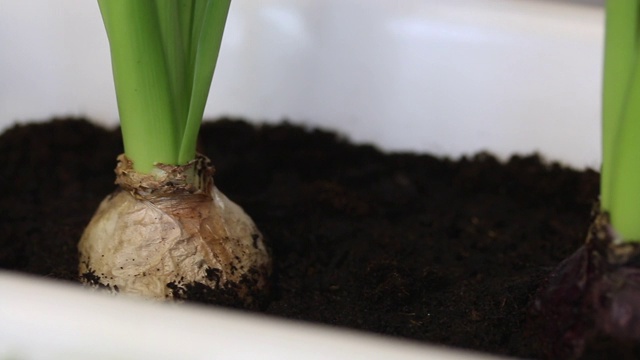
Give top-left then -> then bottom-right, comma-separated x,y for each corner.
78,154 -> 271,308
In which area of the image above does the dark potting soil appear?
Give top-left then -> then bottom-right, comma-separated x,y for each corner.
0,118 -> 600,359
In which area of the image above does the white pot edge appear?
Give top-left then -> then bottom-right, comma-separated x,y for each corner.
0,271 -> 507,360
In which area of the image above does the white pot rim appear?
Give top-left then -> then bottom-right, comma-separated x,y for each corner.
0,271 -> 505,360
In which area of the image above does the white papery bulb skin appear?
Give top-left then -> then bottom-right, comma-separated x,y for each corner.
78,154 -> 271,308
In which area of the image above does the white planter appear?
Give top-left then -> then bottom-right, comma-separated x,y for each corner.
0,272 -> 502,360
0,0 -> 603,359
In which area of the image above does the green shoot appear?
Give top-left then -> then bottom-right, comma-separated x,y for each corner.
602,0 -> 640,241
98,0 -> 231,173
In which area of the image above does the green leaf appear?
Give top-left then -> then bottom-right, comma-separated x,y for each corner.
98,0 -> 179,173
602,0 -> 640,241
602,0 -> 640,211
609,56 -> 640,241
97,0 -> 231,173
155,0 -> 189,139
179,0 -> 231,164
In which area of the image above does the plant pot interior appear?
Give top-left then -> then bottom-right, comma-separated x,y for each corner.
0,118 -> 600,359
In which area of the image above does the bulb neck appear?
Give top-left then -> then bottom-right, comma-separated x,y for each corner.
114,153 -> 214,199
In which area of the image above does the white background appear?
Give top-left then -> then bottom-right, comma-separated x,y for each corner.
0,0 -> 603,168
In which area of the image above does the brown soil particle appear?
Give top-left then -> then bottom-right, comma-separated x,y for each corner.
0,118 -> 600,359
